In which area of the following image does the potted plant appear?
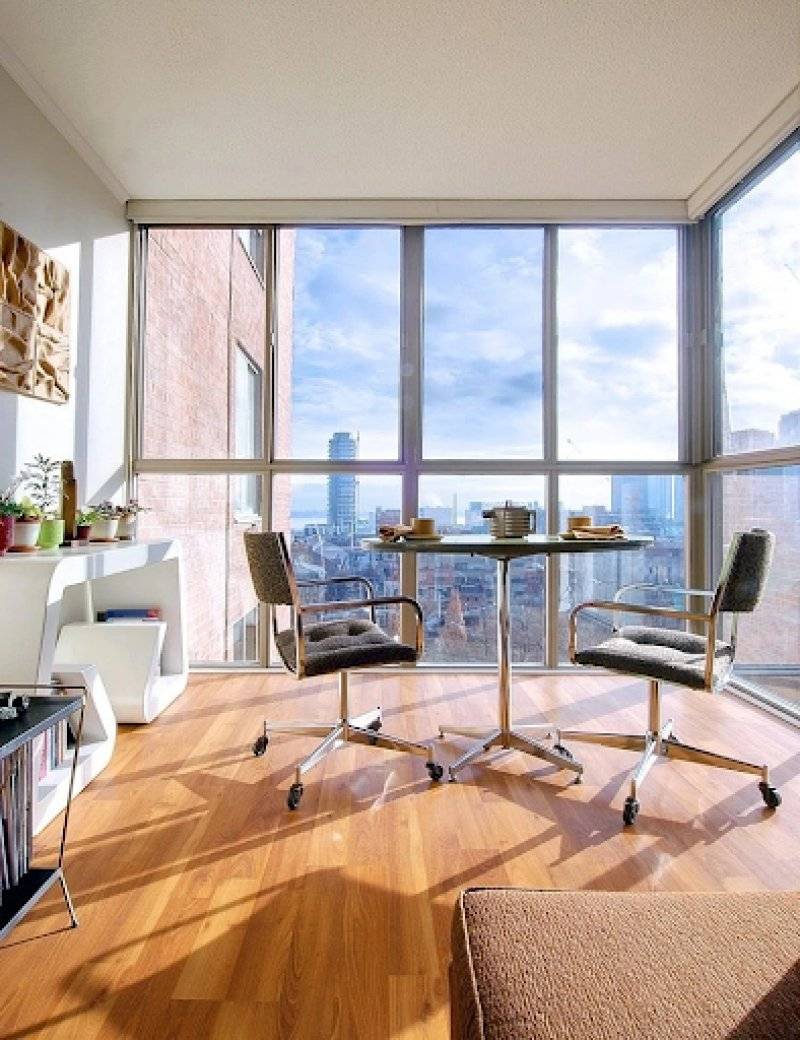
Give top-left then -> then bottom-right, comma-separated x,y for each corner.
76,508 -> 98,544
21,454 -> 63,550
117,499 -> 147,540
12,498 -> 43,550
91,501 -> 121,541
0,476 -> 24,555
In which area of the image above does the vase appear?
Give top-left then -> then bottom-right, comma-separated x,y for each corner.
13,519 -> 42,550
38,518 -> 65,549
117,515 -> 137,540
0,516 -> 14,555
92,517 -> 119,541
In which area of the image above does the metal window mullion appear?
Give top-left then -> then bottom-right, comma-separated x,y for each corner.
400,226 -> 423,647
261,226 -> 276,667
543,226 -> 559,668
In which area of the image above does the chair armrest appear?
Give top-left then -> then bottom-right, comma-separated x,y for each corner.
567,599 -> 711,663
300,596 -> 424,655
613,583 -> 715,603
296,576 -> 376,620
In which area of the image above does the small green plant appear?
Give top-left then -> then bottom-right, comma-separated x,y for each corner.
0,475 -> 24,517
120,499 -> 148,517
77,508 -> 99,526
16,496 -> 42,520
21,455 -> 61,517
93,500 -> 123,519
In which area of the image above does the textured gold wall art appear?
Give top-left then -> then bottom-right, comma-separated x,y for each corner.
0,222 -> 70,404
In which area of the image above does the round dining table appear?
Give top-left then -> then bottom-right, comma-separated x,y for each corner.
363,533 -> 653,782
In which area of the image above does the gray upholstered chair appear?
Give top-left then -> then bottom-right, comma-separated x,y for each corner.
561,529 -> 781,825
244,531 -> 443,809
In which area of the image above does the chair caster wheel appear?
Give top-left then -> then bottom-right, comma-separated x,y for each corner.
287,782 -> 304,810
252,734 -> 269,757
622,796 -> 640,826
553,743 -> 573,760
759,781 -> 781,809
367,717 -> 382,732
426,761 -> 444,782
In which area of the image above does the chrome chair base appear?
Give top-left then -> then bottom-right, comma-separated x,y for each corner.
440,723 -> 583,783
560,680 -> 778,825
256,673 -> 442,809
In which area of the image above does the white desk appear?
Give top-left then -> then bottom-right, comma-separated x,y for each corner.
0,539 -> 188,830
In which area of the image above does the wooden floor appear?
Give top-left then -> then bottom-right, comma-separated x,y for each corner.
1,670 -> 798,1039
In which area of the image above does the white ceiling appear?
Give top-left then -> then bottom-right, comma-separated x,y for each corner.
0,1 -> 798,203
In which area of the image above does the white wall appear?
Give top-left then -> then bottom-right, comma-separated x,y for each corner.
0,66 -> 129,503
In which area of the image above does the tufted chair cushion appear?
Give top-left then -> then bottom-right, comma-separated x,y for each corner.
275,617 -> 418,677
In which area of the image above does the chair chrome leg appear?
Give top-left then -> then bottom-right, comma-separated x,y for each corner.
348,725 -> 432,759
448,729 -> 503,781
662,737 -> 769,781
439,724 -> 492,739
560,730 -> 649,753
268,721 -> 340,737
508,731 -> 584,778
294,724 -> 344,785
350,707 -> 382,731
628,738 -> 659,799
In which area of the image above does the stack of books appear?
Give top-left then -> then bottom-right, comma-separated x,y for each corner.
0,742 -> 33,896
97,607 -> 162,623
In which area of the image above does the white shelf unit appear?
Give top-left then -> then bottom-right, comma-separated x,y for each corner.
0,540 -> 188,833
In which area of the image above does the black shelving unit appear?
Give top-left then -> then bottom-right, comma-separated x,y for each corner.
0,692 -> 85,942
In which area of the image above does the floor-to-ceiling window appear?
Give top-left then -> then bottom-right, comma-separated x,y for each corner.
708,131 -> 800,715
134,222 -> 686,666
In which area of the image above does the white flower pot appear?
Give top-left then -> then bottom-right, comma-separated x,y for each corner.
92,517 -> 119,541
13,519 -> 42,549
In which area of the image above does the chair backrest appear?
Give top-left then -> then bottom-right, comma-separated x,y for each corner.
244,531 -> 296,606
716,529 -> 775,614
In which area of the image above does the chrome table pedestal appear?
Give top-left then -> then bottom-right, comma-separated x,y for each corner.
362,534 -> 653,785
440,557 -> 582,782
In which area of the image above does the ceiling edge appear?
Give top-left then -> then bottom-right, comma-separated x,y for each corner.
126,197 -> 690,225
687,83 -> 800,220
0,34 -> 130,204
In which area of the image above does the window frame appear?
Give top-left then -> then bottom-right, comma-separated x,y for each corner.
131,221 -> 691,669
702,127 -> 800,722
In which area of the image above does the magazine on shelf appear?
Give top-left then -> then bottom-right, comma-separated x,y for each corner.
97,608 -> 162,622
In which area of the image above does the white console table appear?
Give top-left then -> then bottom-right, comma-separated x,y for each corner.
0,540 -> 188,832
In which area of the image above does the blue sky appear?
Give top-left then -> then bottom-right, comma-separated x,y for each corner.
280,224 -> 680,512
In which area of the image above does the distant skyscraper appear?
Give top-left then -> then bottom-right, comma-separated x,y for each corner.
327,432 -> 358,538
778,409 -> 800,446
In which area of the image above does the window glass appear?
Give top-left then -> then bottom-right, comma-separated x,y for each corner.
272,474 -> 402,638
718,146 -> 800,453
137,474 -> 263,663
417,476 -> 546,663
233,347 -> 262,517
142,228 -> 267,459
558,474 -> 686,659
274,228 -> 401,460
720,466 -> 800,709
423,228 -> 544,458
558,228 -> 678,460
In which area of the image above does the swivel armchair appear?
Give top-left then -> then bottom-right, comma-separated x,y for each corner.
244,531 -> 443,810
561,529 -> 781,825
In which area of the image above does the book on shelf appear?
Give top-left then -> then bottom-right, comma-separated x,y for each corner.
0,741 -> 35,902
97,607 -> 162,623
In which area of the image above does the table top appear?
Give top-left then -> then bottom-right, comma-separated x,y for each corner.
362,533 -> 653,559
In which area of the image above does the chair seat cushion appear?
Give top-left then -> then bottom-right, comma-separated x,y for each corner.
276,618 -> 418,677
450,888 -> 800,1040
574,624 -> 733,689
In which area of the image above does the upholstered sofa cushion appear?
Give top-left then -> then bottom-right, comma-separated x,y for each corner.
574,624 -> 733,689
450,888 -> 800,1040
276,618 -> 417,677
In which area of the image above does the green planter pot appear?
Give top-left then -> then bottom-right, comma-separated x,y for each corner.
38,518 -> 65,549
